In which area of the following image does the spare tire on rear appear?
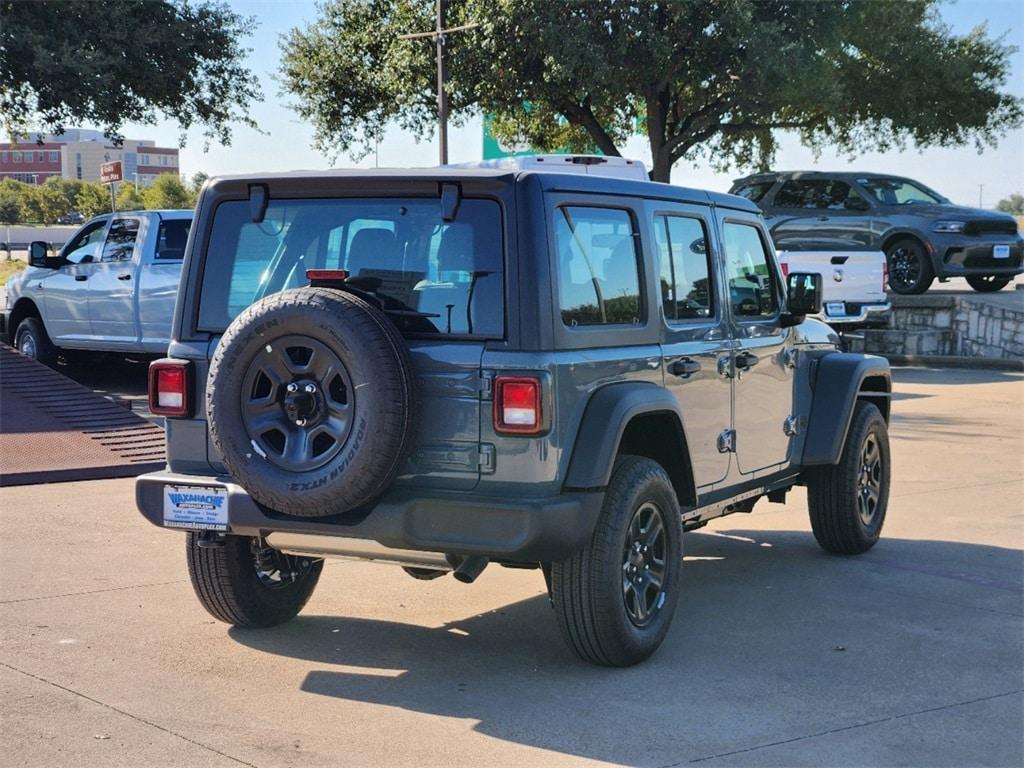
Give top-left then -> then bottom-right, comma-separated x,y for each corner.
207,287 -> 418,518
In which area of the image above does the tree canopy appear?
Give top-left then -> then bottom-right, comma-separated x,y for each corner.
0,0 -> 261,146
995,193 -> 1024,215
280,0 -> 1022,181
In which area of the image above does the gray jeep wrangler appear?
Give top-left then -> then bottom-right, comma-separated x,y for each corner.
137,169 -> 892,666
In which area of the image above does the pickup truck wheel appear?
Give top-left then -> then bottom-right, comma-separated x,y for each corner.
207,287 -> 417,518
965,275 -> 1011,292
885,238 -> 934,295
807,401 -> 890,555
186,533 -> 323,627
551,456 -> 683,666
14,317 -> 57,367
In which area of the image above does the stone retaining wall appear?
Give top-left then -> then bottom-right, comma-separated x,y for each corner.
853,292 -> 1023,361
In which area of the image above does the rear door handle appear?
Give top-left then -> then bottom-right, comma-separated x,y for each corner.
736,351 -> 760,371
74,275 -> 88,282
117,273 -> 132,281
667,358 -> 702,379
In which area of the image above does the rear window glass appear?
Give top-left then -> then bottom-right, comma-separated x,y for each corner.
197,198 -> 504,338
155,219 -> 191,260
732,180 -> 774,204
554,206 -> 642,327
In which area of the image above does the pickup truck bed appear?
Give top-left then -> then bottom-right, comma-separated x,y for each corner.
777,249 -> 889,326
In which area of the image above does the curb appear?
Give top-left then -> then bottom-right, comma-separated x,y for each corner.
882,354 -> 1024,372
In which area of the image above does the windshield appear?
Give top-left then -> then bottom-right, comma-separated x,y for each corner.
858,178 -> 944,206
197,197 -> 504,338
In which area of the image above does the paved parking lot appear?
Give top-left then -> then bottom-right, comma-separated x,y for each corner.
1,367 -> 1021,767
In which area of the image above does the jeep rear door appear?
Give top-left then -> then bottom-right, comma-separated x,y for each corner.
649,203 -> 732,489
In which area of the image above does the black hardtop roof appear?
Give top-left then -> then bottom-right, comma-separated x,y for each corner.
206,167 -> 759,214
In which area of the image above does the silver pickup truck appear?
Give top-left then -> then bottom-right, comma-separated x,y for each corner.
2,210 -> 192,365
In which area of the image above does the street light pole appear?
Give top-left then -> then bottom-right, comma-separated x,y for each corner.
398,1 -> 478,166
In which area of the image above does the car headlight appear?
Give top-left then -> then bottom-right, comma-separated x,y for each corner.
932,220 -> 966,233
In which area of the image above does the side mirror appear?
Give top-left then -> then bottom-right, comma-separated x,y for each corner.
28,241 -> 61,269
780,271 -> 822,327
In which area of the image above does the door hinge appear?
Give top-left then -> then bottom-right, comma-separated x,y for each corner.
783,347 -> 799,369
478,372 -> 493,399
717,429 -> 736,453
783,415 -> 803,436
477,444 -> 496,473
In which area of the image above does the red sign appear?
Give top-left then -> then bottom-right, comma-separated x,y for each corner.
100,160 -> 123,184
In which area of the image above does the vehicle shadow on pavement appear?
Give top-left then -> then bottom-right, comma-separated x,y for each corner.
892,367 -> 1023,387
229,530 -> 1023,765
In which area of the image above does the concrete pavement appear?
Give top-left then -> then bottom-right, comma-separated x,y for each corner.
1,367 -> 1022,767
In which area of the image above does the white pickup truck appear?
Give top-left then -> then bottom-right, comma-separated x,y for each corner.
776,249 -> 889,327
2,210 -> 192,365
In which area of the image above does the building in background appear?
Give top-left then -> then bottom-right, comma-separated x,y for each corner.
0,129 -> 179,187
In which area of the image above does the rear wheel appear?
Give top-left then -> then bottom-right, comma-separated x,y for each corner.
807,401 -> 890,555
966,275 -> 1011,292
885,238 -> 933,295
14,317 -> 57,367
551,456 -> 683,666
186,534 -> 323,627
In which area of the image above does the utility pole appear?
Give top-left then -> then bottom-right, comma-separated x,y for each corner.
399,1 -> 478,165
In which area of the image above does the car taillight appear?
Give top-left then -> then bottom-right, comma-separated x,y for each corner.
493,375 -> 542,435
780,261 -> 789,278
882,262 -> 889,291
149,359 -> 192,418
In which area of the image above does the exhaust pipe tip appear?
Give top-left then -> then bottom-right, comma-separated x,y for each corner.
452,555 -> 489,584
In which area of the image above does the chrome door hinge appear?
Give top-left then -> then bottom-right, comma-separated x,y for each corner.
782,347 -> 799,369
478,444 -> 496,473
783,415 -> 804,436
717,429 -> 736,453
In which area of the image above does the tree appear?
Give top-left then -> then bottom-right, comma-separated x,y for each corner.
190,171 -> 210,202
22,177 -> 73,224
76,182 -> 112,219
116,183 -> 146,213
281,0 -> 1023,181
142,174 -> 194,210
995,193 -> 1024,215
0,1 -> 261,146
0,185 -> 21,258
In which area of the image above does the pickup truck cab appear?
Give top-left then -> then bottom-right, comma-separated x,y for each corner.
3,210 -> 192,365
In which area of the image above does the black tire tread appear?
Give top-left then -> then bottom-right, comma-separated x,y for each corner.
186,534 -> 323,627
966,275 -> 1011,293
807,401 -> 890,555
15,316 -> 57,367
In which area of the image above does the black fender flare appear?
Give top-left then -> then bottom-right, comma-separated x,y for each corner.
802,352 -> 891,466
564,382 -> 691,490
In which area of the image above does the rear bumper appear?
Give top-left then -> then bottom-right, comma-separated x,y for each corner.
820,301 -> 891,325
136,470 -> 604,563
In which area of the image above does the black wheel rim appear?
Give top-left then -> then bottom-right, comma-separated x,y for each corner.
622,501 -> 668,627
240,334 -> 355,472
857,432 -> 883,526
251,539 -> 315,589
888,246 -> 921,291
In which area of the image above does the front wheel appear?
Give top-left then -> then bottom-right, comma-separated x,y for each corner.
551,456 -> 683,666
186,534 -> 323,627
966,275 -> 1011,292
886,238 -> 934,295
807,401 -> 891,555
14,317 -> 57,367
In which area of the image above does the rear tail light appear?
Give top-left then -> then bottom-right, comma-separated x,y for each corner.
149,359 -> 193,418
780,261 -> 789,278
882,261 -> 889,291
493,375 -> 542,435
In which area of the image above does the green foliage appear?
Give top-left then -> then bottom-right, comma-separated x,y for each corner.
76,182 -> 112,219
142,174 -> 194,210
281,0 -> 1022,181
0,0 -> 261,146
115,183 -> 146,212
995,193 -> 1024,215
21,177 -> 73,224
0,178 -> 26,226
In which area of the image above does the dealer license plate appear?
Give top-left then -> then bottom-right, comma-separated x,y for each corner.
163,485 -> 228,530
993,244 -> 1010,259
825,301 -> 846,317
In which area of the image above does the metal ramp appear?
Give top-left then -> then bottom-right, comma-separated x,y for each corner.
0,344 -> 165,486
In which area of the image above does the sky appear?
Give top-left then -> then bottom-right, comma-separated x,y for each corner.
107,0 -> 1023,208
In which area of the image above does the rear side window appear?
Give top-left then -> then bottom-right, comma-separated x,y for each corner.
155,219 -> 191,260
554,206 -> 642,327
197,197 -> 504,338
653,215 -> 714,321
101,218 -> 140,262
722,222 -> 778,318
732,180 -> 774,204
774,179 -> 864,210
